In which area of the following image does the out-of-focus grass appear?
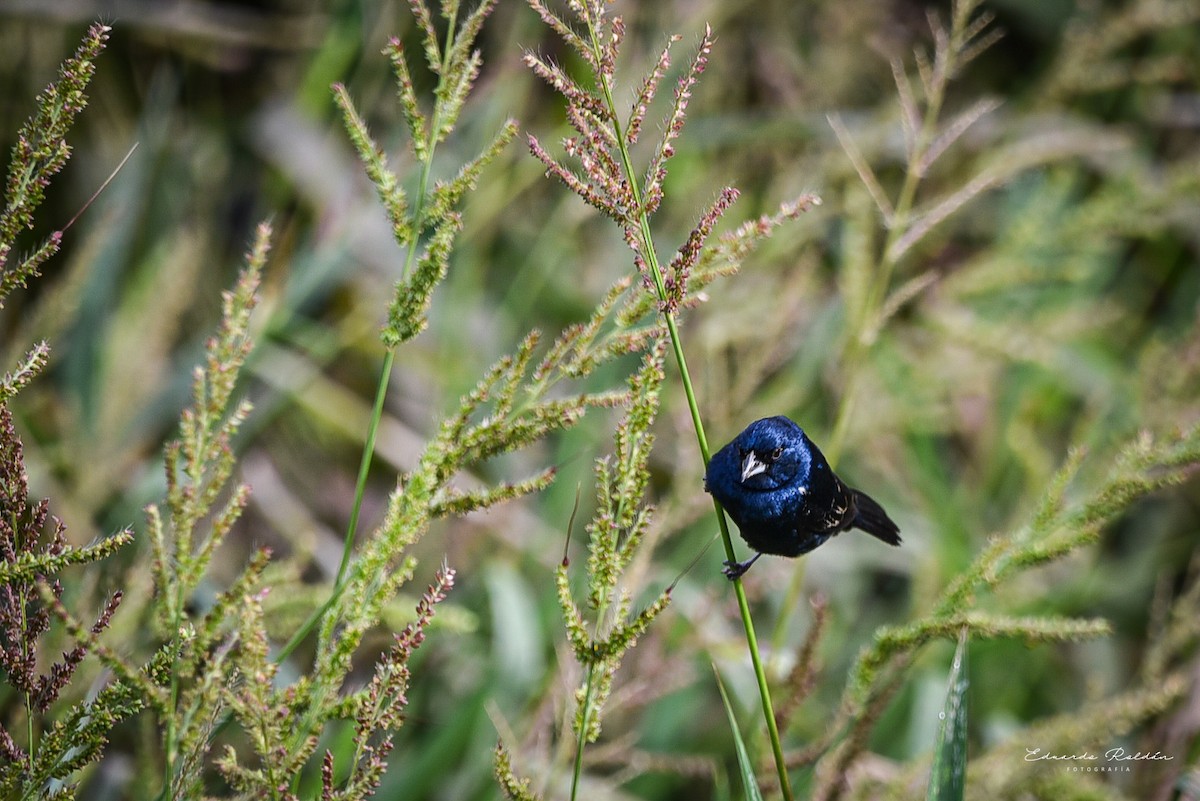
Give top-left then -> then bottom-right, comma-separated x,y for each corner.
0,0 -> 1197,799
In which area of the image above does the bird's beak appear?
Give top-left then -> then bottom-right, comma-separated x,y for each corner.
740,451 -> 767,483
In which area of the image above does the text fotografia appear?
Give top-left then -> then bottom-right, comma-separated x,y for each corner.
1025,748 -> 1174,772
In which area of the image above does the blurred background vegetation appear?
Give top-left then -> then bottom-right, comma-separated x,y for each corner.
0,0 -> 1197,798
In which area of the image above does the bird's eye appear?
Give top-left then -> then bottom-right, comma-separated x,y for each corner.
771,446 -> 783,460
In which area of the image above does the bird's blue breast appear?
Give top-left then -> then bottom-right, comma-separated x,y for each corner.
717,481 -> 829,557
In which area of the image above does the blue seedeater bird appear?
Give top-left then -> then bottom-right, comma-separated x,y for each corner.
704,416 -> 901,579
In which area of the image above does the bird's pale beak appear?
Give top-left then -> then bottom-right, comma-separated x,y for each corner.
740,451 -> 767,483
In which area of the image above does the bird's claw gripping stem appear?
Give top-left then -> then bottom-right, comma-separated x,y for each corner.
722,553 -> 761,581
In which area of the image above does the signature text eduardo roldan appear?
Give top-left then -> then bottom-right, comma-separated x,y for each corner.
1025,748 -> 1174,763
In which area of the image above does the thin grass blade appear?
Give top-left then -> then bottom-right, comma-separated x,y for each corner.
714,666 -> 765,801
927,627 -> 969,801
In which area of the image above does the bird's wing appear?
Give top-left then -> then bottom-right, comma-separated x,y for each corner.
795,473 -> 857,534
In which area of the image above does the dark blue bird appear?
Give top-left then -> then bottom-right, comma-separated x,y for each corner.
704,416 -> 901,579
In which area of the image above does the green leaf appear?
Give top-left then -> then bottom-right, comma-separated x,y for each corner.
927,627 -> 969,801
714,666 -> 765,801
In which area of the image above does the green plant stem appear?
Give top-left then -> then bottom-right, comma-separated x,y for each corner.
162,524 -> 193,794
274,349 -> 396,662
338,350 -> 396,588
20,595 -> 34,759
582,21 -> 794,801
279,13 -> 460,788
569,467 -> 637,800
647,245 -> 793,801
570,662 -> 598,801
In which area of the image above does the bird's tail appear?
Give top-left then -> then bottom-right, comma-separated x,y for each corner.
851,489 -> 902,546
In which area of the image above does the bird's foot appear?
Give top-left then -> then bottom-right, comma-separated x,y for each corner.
721,553 -> 762,581
721,560 -> 747,580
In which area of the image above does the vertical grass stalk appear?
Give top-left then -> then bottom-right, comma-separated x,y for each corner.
570,663 -> 598,801
580,22 -> 795,801
274,8 -> 460,665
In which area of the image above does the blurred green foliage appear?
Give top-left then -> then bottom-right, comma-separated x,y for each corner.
0,0 -> 1197,799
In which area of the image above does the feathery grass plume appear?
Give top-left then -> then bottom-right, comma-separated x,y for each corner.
570,345 -> 669,736
300,326 -> 633,719
319,563 -> 455,801
525,0 -> 819,332
495,742 -> 540,801
231,282 -> 648,793
334,0 -> 515,349
0,343 -> 49,407
147,224 -> 268,631
133,222 -> 272,797
524,8 -> 739,280
279,0 -> 521,666
0,26 -> 139,795
0,23 -> 108,307
497,344 -> 671,800
1044,0 -> 1200,101
216,587 -> 307,798
613,196 -> 822,331
219,324 -> 641,795
806,424 -> 1200,801
0,401 -> 132,792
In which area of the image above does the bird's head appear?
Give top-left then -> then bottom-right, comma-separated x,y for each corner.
728,416 -> 811,491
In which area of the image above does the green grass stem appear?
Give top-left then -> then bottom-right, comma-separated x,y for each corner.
274,348 -> 396,663
273,5 -> 457,667
570,662 -> 597,801
582,22 -> 794,801
715,666 -> 767,801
